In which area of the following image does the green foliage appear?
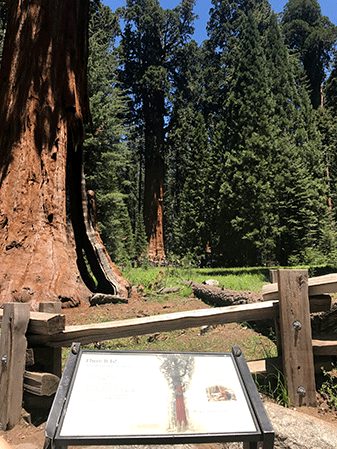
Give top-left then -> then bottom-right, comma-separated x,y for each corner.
320,365 -> 337,410
194,270 -> 267,291
164,41 -> 211,256
84,0 -> 134,262
281,0 -> 337,108
216,10 -> 278,266
203,0 -> 332,267
255,369 -> 291,407
82,0 -> 337,269
0,1 -> 7,58
166,108 -> 215,257
118,0 -> 197,254
134,213 -> 148,259
325,62 -> 337,110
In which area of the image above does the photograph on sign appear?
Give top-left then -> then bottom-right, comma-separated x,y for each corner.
59,351 -> 257,437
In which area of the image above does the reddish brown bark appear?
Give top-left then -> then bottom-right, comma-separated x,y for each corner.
174,381 -> 188,429
143,89 -> 166,262
87,190 -> 131,297
0,0 -> 130,309
144,154 -> 165,261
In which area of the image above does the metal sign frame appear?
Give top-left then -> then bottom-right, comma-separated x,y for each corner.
45,344 -> 274,449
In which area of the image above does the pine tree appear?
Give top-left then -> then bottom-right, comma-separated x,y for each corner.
167,108 -> 214,258
164,38 -> 216,258
265,11 -> 329,264
215,10 -> 278,265
323,54 -> 337,230
205,0 -> 331,266
84,0 -> 134,263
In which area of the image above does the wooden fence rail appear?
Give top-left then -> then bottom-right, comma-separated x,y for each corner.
1,269 -> 337,430
27,300 -> 279,347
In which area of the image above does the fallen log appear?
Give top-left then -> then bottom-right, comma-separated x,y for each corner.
89,293 -> 128,306
192,282 -> 331,314
192,282 -> 263,306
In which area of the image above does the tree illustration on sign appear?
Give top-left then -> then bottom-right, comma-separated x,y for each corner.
159,354 -> 195,431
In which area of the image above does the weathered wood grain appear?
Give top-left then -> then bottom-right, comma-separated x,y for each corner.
0,309 -> 65,335
37,303 -> 62,377
28,300 -> 280,347
312,337 -> 337,356
0,303 -> 30,430
278,270 -> 316,407
27,311 -> 65,335
262,273 -> 337,300
23,371 -> 59,396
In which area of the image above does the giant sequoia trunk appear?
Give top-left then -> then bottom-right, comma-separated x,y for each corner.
0,0 -> 130,309
144,153 -> 165,261
143,89 -> 166,261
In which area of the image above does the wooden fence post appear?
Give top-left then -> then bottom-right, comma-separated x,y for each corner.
278,269 -> 316,407
269,270 -> 282,356
0,303 -> 30,430
36,302 -> 62,378
269,269 -> 278,284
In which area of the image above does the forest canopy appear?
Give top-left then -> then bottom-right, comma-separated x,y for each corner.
1,0 -> 337,269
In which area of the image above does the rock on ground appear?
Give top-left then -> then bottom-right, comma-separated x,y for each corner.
265,402 -> 337,449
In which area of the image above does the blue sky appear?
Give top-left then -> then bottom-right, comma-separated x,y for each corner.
103,0 -> 337,45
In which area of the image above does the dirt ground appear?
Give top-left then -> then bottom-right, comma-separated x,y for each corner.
1,287 -> 337,448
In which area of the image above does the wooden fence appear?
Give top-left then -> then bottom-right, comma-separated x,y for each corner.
1,269 -> 337,430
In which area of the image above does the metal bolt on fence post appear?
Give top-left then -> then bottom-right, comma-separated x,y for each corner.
1,355 -> 7,364
293,321 -> 302,331
297,386 -> 306,396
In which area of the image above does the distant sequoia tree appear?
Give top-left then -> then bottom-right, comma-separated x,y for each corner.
0,0 -> 130,309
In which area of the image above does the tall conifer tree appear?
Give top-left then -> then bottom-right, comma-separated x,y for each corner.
264,11 -> 329,263
205,0 -> 330,265
84,0 -> 134,262
214,10 -> 277,265
118,0 -> 196,261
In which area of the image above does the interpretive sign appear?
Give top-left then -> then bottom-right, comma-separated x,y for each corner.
45,344 -> 274,449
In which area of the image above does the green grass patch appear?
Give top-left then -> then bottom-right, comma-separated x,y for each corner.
121,263 -> 337,295
61,324 -> 276,362
121,265 -> 269,294
254,369 -> 290,407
